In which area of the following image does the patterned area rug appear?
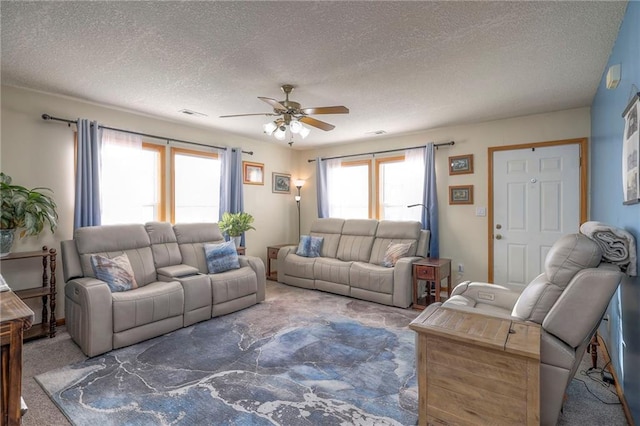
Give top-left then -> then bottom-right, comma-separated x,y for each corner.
36,283 -> 419,425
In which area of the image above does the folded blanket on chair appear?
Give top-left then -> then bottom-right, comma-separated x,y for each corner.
580,221 -> 637,276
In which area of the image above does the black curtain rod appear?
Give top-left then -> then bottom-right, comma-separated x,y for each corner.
41,114 -> 253,155
307,141 -> 454,163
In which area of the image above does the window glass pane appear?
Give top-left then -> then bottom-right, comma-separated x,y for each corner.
101,145 -> 160,224
379,159 -> 423,221
173,151 -> 220,223
328,162 -> 369,218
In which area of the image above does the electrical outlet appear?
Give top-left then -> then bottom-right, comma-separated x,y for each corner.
458,263 -> 464,273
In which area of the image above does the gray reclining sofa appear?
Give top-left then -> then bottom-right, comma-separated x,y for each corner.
62,222 -> 265,357
277,218 -> 430,308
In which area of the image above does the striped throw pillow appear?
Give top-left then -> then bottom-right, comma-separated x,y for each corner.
381,242 -> 412,267
91,253 -> 138,292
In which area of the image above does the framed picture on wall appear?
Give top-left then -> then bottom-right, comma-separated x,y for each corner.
449,185 -> 474,205
449,154 -> 474,175
622,92 -> 640,205
272,172 -> 291,194
243,161 -> 264,185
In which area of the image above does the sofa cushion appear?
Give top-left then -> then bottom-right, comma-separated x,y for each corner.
296,235 -> 324,257
369,220 -> 421,265
309,218 -> 345,258
336,219 -> 378,262
314,257 -> 352,285
381,242 -> 413,267
75,224 -> 157,286
174,223 -> 226,273
90,253 -> 138,292
204,241 -> 240,273
283,253 -> 317,280
145,221 -> 182,268
112,281 -> 184,333
350,262 -> 394,294
209,266 -> 258,304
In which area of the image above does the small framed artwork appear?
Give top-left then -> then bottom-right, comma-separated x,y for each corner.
243,161 -> 264,185
272,172 -> 291,194
449,154 -> 474,175
449,185 -> 474,205
622,92 -> 639,205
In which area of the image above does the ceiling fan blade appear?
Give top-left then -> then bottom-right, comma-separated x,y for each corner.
219,113 -> 279,118
300,116 -> 335,131
258,97 -> 287,111
300,106 -> 349,115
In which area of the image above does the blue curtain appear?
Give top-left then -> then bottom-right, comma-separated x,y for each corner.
219,147 -> 245,244
74,119 -> 102,230
422,143 -> 439,257
316,157 -> 330,218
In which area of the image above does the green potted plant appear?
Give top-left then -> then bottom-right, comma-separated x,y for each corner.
0,172 -> 58,256
218,211 -> 255,247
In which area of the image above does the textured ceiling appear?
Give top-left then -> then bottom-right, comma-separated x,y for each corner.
0,1 -> 627,148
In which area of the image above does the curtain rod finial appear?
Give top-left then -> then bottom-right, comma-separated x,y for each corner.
41,114 -> 51,120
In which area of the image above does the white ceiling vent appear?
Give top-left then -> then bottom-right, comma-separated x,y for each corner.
366,130 -> 387,136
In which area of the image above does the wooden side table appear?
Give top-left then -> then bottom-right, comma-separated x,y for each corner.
412,258 -> 451,310
410,307 -> 540,425
1,291 -> 34,425
266,244 -> 295,281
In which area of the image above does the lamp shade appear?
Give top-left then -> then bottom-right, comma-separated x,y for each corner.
289,120 -> 302,134
299,125 -> 311,139
295,179 -> 305,188
274,128 -> 286,140
263,122 -> 277,135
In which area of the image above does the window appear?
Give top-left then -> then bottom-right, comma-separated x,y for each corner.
171,147 -> 221,223
376,155 -> 423,221
327,160 -> 371,218
101,142 -> 165,225
324,152 -> 425,221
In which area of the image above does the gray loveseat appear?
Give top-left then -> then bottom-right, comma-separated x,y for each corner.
61,222 -> 265,357
277,218 -> 430,308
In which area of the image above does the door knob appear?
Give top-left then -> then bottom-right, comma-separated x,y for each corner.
495,234 -> 502,240
496,224 -> 502,229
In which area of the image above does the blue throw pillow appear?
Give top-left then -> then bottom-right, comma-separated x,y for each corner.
296,235 -> 324,258
91,253 -> 138,292
204,241 -> 240,274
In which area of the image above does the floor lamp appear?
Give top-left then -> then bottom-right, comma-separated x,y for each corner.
295,179 -> 305,240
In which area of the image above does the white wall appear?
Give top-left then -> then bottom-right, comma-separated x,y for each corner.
0,84 -> 591,323
0,85 -> 297,320
293,107 -> 591,285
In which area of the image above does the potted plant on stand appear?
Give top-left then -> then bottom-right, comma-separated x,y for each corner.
0,172 -> 58,256
218,211 -> 255,248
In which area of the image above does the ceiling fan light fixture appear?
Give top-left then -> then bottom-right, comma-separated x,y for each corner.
289,120 -> 302,134
263,121 -> 277,135
299,125 -> 311,139
274,128 -> 286,140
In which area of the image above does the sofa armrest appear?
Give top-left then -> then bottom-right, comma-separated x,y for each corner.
276,245 -> 298,282
157,264 -> 200,281
449,281 -> 524,311
64,277 -> 113,357
239,255 -> 266,302
392,257 -> 422,308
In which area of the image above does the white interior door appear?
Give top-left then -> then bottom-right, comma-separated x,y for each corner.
493,144 -> 581,286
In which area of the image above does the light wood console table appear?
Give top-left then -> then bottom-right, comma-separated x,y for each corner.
410,307 -> 540,425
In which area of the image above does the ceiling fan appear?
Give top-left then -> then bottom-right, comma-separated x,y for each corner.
220,84 -> 349,140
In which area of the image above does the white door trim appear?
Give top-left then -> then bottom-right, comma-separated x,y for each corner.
487,138 -> 588,283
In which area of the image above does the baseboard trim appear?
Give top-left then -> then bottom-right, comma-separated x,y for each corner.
596,332 -> 635,426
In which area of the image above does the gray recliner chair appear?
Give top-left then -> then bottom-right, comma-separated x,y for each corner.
424,233 -> 623,425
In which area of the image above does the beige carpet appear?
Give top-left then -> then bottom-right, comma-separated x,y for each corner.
20,282 -> 628,425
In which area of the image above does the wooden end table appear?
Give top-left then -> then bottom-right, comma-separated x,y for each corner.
412,257 -> 451,310
266,244 -> 295,281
